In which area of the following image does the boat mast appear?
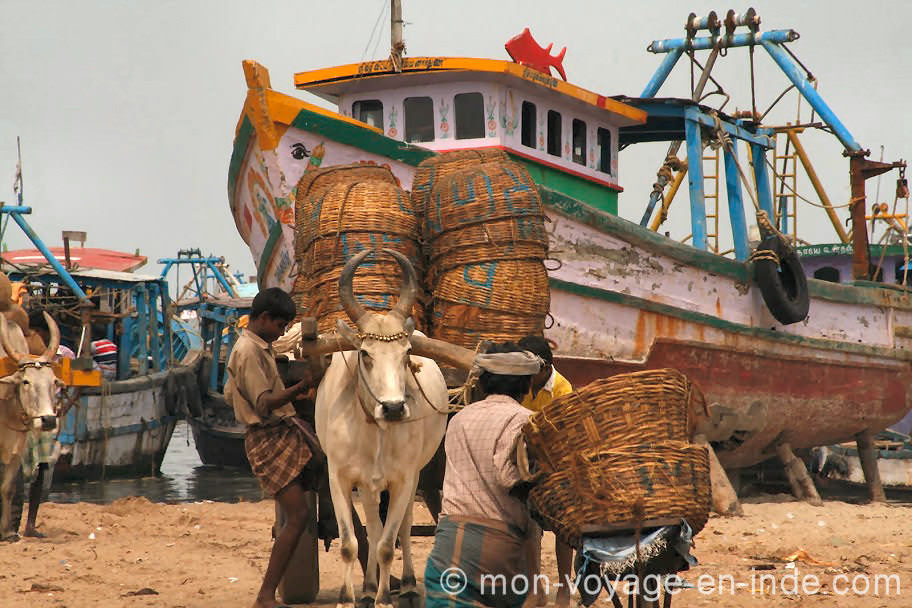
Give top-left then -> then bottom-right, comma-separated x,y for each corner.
390,0 -> 404,72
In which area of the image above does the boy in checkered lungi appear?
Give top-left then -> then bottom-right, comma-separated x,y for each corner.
225,288 -> 324,608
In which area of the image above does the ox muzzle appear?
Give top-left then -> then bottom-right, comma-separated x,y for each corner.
380,400 -> 407,422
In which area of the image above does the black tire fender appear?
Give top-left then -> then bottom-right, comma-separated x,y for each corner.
753,235 -> 810,325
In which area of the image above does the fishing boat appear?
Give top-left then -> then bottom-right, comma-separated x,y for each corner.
0,208 -> 203,480
227,6 -> 911,498
158,250 -> 257,468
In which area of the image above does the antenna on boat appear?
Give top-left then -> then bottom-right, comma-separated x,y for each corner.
390,0 -> 404,72
13,136 -> 23,206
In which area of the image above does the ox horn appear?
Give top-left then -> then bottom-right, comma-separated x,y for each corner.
409,334 -> 476,370
382,248 -> 418,321
297,331 -> 357,359
40,312 -> 61,362
338,249 -> 372,327
0,313 -> 28,364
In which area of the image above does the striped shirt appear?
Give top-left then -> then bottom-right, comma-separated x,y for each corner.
91,339 -> 117,379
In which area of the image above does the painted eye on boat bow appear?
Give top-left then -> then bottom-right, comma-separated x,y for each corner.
291,143 -> 311,159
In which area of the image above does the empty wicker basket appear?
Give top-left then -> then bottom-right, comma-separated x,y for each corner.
522,369 -> 708,473
528,441 -> 711,549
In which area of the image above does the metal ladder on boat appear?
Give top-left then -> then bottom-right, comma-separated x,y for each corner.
773,125 -> 800,243
702,147 -> 721,253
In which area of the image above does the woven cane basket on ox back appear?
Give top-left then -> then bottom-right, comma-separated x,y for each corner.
411,148 -> 510,226
421,157 -> 551,350
293,177 -> 425,334
528,442 -> 711,549
293,163 -> 398,245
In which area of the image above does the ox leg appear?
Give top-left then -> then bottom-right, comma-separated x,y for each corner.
360,489 -> 383,608
0,457 -> 22,541
375,479 -> 414,608
329,470 -> 358,608
397,479 -> 420,608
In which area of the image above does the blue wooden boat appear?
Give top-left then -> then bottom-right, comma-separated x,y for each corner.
1,206 -> 203,480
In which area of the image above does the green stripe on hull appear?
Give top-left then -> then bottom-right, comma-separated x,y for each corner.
228,116 -> 255,214
507,152 -> 618,214
539,186 -> 912,310
550,277 -> 912,361
288,109 -> 435,166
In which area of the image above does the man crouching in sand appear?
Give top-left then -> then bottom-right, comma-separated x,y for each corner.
225,287 -> 323,608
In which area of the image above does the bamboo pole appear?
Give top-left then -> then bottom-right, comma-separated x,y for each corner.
787,130 -> 850,243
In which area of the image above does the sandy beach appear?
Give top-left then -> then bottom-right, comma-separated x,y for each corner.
1,495 -> 910,607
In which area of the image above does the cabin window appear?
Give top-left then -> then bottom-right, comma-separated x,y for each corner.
404,96 -> 434,143
572,119 -> 587,165
598,127 -> 612,173
352,100 -> 383,129
813,266 -> 840,283
454,93 -> 485,140
897,262 -> 912,285
521,101 -> 536,148
547,110 -> 561,157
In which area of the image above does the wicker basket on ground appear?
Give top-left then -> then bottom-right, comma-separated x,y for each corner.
528,441 -> 711,549
522,369 -> 708,473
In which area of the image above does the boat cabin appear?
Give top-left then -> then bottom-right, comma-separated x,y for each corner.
294,58 -> 646,213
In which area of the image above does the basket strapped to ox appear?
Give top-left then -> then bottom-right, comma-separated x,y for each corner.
299,250 -> 711,608
299,248 -> 475,608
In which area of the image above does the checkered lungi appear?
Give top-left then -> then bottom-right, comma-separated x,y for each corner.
245,416 -> 324,496
20,430 -> 59,484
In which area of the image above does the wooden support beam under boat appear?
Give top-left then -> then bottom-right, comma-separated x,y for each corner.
695,434 -> 742,516
855,429 -> 887,503
775,440 -> 823,506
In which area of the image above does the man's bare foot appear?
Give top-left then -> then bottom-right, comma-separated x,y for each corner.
23,527 -> 45,539
251,595 -> 288,608
521,591 -> 548,608
556,586 -> 571,608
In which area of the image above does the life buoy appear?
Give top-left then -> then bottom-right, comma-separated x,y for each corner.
753,235 -> 809,325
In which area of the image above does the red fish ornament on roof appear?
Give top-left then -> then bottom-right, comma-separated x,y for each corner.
505,28 -> 567,81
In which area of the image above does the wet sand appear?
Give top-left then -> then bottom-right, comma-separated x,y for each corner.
1,496 -> 910,607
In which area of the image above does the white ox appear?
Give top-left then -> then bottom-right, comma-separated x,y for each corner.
0,312 -> 61,540
308,249 -> 474,608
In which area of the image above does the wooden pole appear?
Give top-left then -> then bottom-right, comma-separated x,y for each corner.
787,130 -> 850,244
775,441 -> 822,506
855,429 -> 886,503
694,434 -> 742,516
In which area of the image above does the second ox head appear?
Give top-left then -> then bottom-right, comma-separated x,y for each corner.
335,248 -> 419,422
0,311 -> 63,432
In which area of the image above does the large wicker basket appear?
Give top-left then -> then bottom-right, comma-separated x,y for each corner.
528,441 -> 711,549
425,162 -> 544,240
411,149 -> 509,221
523,369 -> 707,473
429,304 -> 546,350
296,181 -> 418,257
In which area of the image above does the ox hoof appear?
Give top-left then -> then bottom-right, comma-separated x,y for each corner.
398,590 -> 421,608
336,603 -> 355,608
1,532 -> 21,543
356,597 -> 375,608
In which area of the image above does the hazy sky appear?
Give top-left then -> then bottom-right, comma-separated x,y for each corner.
1,1 -> 910,288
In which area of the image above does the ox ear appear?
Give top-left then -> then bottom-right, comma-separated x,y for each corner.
0,372 -> 23,385
403,317 -> 415,337
335,319 -> 361,348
